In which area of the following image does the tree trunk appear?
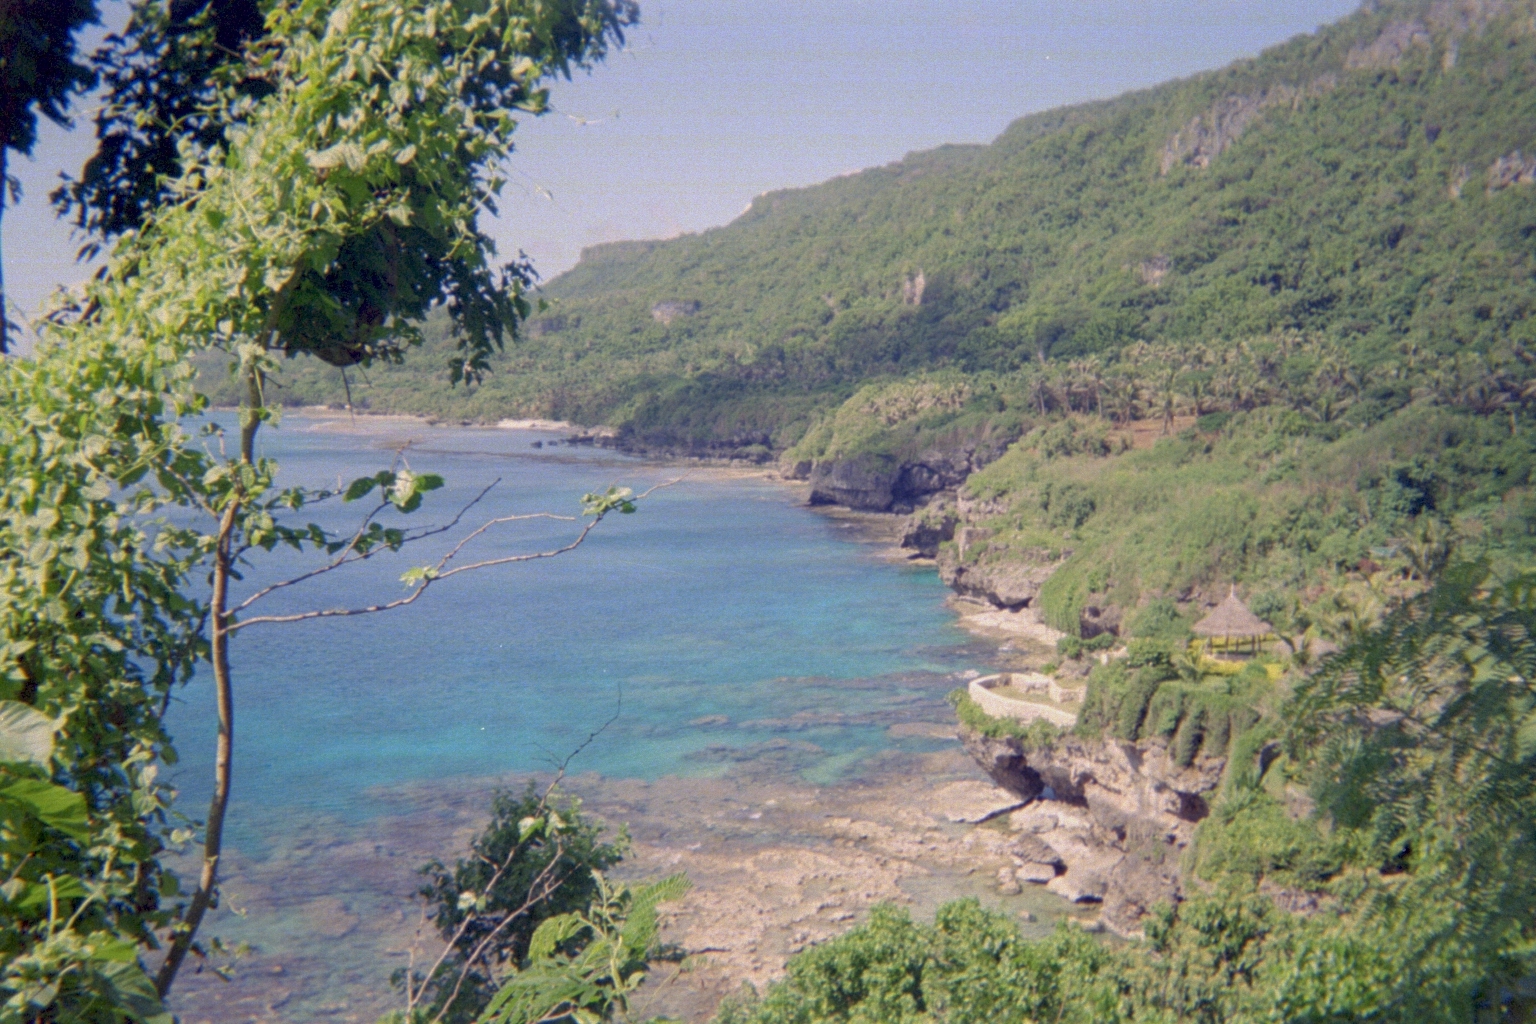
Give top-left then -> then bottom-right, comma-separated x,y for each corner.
156,363 -> 265,998
155,500 -> 237,998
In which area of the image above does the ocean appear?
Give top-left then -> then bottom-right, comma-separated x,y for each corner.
162,413 -> 1037,1023
168,414 -> 979,832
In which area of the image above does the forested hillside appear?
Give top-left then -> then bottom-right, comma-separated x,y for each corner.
210,0 -> 1536,453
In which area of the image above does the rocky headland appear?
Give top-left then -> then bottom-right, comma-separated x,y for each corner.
959,725 -> 1227,938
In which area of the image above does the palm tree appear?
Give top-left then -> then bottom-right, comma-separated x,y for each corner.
1156,368 -> 1181,435
1028,372 -> 1057,416
1067,357 -> 1107,416
1107,374 -> 1142,426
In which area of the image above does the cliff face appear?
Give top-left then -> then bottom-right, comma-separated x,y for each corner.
961,726 -> 1225,937
799,435 -> 1015,513
936,545 -> 1058,609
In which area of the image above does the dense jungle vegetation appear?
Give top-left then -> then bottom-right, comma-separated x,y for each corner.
205,0 -> 1536,458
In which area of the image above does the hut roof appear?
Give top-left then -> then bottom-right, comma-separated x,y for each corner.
1192,587 -> 1273,639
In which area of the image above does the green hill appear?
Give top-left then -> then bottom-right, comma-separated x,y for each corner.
212,0 -> 1536,453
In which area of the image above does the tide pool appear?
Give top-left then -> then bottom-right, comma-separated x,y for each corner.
165,414 -> 983,854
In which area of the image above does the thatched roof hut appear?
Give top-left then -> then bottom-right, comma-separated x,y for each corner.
1192,586 -> 1273,643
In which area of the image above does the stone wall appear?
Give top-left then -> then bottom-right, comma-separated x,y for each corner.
968,674 -> 1079,729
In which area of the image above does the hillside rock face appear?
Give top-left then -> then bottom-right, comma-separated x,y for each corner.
806,454 -> 901,510
962,726 -> 1226,936
806,436 -> 1015,512
936,546 -> 1059,609
898,495 -> 960,558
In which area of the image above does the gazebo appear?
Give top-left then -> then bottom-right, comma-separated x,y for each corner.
1192,586 -> 1274,656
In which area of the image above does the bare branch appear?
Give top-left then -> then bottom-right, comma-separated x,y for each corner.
231,479 -> 502,613
228,514 -> 599,631
230,478 -> 680,633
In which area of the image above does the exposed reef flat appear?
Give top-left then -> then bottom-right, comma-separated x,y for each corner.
169,748 -> 1096,1024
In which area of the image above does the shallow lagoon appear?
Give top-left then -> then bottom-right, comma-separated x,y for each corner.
164,414 -> 1029,1021
168,414 -> 979,832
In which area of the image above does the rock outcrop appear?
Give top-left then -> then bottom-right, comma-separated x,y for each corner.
961,725 -> 1226,936
806,453 -> 902,510
936,548 -> 1058,609
898,494 -> 959,558
1159,77 -> 1338,175
1489,150 -> 1536,190
806,435 -> 1017,512
1344,18 -> 1432,70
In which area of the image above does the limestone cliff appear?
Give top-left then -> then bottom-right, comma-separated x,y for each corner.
797,434 -> 1016,513
961,726 -> 1225,937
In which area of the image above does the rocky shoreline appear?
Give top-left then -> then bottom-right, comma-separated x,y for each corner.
173,409 -> 1167,1024
169,748 -> 1101,1024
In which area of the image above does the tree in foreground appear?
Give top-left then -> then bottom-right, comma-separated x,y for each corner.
1,0 -> 644,1017
0,0 -> 100,352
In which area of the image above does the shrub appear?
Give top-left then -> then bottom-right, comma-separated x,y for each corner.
1125,637 -> 1173,668
1057,635 -> 1084,660
948,689 -> 1060,749
1127,598 -> 1189,640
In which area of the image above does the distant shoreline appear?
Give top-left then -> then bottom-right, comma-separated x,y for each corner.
221,404 -> 1038,652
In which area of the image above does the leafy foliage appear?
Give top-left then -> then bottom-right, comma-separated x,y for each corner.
733,565 -> 1536,1024
946,690 -> 1059,750
476,873 -> 689,1024
0,327 -> 208,1019
959,371 -> 1535,637
0,0 -> 100,350
52,0 -> 269,255
410,788 -> 628,1024
2,0 -> 638,1013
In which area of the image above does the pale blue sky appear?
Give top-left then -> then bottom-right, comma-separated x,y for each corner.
3,0 -> 1360,343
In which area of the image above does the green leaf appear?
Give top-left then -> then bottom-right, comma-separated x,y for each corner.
13,875 -> 89,912
343,471 -> 393,502
0,777 -> 91,840
528,912 -> 586,961
0,701 -> 57,767
95,960 -> 176,1024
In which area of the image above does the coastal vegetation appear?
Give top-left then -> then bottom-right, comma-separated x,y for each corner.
718,563 -> 1536,1024
197,0 -> 1536,457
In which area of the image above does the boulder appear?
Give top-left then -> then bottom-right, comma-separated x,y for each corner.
1100,852 -> 1183,937
930,780 -> 1029,824
898,495 -> 959,558
1007,834 -> 1065,869
1015,862 -> 1059,885
958,730 -> 1045,802
1047,872 -> 1107,904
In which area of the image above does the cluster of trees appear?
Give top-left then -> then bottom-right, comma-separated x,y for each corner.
996,336 -> 1536,434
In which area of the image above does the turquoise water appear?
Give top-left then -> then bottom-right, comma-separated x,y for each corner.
165,415 -> 982,852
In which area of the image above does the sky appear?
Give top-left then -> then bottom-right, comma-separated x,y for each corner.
3,0 -> 1362,346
